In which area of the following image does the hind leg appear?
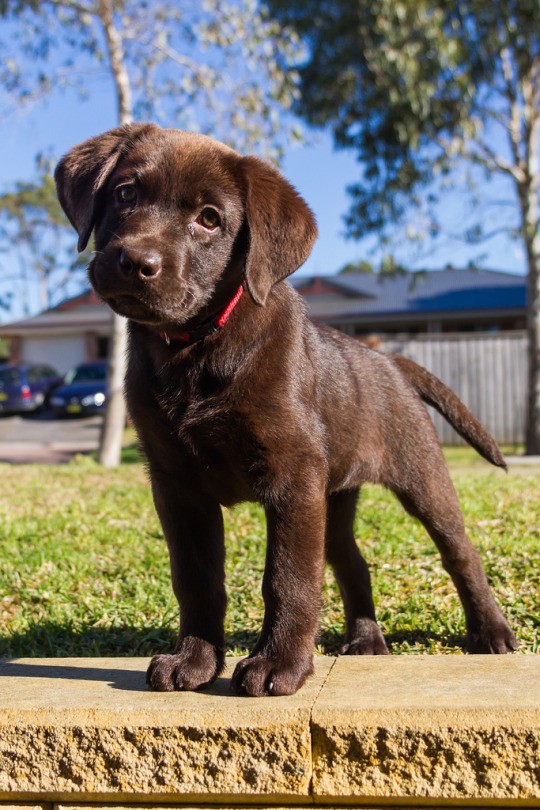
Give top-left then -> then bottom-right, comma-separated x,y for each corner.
325,489 -> 389,655
388,451 -> 517,653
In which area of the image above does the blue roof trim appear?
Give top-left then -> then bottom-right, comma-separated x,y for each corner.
411,285 -> 526,312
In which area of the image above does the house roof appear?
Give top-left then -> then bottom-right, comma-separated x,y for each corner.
0,288 -> 113,336
291,267 -> 526,323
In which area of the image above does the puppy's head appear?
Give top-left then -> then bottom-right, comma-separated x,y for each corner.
55,123 -> 317,329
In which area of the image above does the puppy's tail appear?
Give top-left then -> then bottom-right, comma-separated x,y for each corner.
391,354 -> 507,470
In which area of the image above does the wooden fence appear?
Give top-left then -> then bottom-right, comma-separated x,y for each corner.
377,330 -> 527,446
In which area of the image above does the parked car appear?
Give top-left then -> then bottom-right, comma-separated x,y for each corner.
0,363 -> 62,414
50,361 -> 108,417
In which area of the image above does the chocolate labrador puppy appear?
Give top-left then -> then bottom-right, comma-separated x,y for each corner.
55,123 -> 517,696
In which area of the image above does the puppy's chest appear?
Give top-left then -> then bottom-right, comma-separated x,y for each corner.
156,364 -> 235,433
152,364 -> 257,497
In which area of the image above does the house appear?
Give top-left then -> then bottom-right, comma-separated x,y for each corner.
0,268 -> 527,374
291,267 -> 527,336
0,289 -> 112,374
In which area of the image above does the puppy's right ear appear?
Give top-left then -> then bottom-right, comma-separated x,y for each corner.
55,123 -> 155,252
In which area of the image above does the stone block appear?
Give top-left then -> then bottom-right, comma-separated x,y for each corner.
311,655 -> 540,804
0,657 -> 333,802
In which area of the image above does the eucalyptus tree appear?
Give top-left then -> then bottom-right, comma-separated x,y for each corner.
268,0 -> 540,453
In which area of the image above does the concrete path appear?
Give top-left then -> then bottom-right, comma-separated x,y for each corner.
0,412 -> 101,463
506,454 -> 540,467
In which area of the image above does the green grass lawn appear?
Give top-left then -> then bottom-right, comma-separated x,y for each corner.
0,449 -> 538,658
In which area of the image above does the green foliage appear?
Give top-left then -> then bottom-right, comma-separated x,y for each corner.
379,254 -> 408,277
0,457 -> 537,657
338,259 -> 374,274
267,0 -> 540,239
338,255 -> 408,276
0,172 -> 64,227
0,158 -> 87,312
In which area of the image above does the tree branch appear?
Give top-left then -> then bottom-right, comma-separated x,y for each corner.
97,0 -> 132,123
459,226 -> 519,245
435,134 -> 527,183
48,0 -> 96,16
501,46 -> 528,179
472,139 -> 527,183
145,39 -> 202,75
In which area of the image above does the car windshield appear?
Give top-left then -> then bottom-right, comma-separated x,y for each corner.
0,368 -> 21,386
64,365 -> 107,384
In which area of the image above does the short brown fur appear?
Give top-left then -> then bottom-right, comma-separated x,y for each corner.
55,123 -> 517,696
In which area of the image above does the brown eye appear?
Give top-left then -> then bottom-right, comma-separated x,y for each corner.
197,207 -> 221,230
115,184 -> 137,205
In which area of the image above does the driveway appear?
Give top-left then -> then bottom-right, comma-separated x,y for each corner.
0,410 -> 101,463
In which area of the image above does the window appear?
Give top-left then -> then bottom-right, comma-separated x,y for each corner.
0,368 -> 21,386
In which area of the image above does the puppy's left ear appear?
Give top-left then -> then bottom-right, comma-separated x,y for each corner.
241,156 -> 317,306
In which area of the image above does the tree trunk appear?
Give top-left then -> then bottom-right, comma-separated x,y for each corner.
98,311 -> 129,467
522,73 -> 540,455
97,0 -> 133,467
524,243 -> 540,455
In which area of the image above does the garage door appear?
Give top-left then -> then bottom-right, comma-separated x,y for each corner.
22,336 -> 87,375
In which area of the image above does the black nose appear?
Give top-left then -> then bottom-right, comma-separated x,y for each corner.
118,247 -> 162,280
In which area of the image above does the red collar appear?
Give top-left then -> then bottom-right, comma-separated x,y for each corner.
158,281 -> 245,346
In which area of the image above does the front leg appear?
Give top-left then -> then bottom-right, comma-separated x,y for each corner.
232,480 -> 327,697
146,469 -> 227,692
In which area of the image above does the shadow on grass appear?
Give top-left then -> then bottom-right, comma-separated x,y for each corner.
0,622 -> 177,659
1,622 -> 468,660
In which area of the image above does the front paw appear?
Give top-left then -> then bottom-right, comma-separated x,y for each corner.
231,653 -> 314,697
146,636 -> 224,691
467,617 -> 518,654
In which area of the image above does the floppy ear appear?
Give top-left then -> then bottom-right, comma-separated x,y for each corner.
241,156 -> 317,306
54,123 -> 155,252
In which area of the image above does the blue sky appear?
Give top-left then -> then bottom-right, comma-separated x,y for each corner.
0,58 -> 527,320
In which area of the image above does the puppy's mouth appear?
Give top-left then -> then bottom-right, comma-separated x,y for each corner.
89,265 -> 206,327
100,288 -> 204,330
102,293 -> 163,324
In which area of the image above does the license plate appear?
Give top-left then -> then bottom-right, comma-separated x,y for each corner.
66,403 -> 82,413
0,393 -> 7,401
